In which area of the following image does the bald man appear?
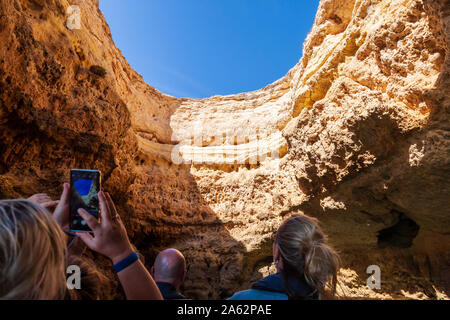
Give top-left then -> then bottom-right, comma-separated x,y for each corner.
150,248 -> 187,300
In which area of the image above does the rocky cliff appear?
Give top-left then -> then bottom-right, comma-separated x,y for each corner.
0,0 -> 449,299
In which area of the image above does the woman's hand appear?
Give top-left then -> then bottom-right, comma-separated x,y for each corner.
53,183 -> 70,231
76,191 -> 134,263
78,191 -> 163,300
28,193 -> 59,210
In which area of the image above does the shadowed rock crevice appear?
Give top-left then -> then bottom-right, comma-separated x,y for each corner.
377,212 -> 420,248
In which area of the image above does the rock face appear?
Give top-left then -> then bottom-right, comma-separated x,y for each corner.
0,0 -> 449,299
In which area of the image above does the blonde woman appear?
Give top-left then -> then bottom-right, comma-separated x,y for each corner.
0,199 -> 67,299
230,214 -> 340,300
0,184 -> 162,300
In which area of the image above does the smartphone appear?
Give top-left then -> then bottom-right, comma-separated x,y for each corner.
69,169 -> 101,233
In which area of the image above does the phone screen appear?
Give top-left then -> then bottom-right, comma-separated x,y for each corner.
69,169 -> 101,233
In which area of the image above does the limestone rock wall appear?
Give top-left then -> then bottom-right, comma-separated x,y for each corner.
0,0 -> 448,299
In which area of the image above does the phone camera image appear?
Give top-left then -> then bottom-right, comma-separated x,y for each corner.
69,169 -> 101,233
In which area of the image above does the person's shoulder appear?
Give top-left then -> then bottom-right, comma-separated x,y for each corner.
172,292 -> 187,300
229,289 -> 288,300
228,289 -> 253,300
156,282 -> 187,300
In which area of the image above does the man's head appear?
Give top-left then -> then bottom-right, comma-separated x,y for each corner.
151,248 -> 186,290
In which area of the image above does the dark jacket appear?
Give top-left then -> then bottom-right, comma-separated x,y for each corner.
229,273 -> 318,300
156,282 -> 186,300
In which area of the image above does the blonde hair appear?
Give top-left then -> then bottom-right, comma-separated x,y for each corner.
275,214 -> 340,299
0,199 -> 67,300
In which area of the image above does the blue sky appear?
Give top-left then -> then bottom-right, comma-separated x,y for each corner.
100,1 -> 320,98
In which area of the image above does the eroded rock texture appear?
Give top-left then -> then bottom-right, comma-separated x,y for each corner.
0,0 -> 449,299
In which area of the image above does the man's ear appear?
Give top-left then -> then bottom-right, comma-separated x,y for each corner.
150,266 -> 155,278
181,270 -> 186,284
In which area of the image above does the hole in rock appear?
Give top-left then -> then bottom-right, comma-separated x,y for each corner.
377,213 -> 420,248
100,1 -> 320,98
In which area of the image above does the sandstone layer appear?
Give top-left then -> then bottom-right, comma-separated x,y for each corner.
0,0 -> 449,299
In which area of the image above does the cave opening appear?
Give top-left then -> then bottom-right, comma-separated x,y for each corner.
377,212 -> 420,248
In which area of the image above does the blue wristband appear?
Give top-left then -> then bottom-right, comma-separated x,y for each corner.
113,252 -> 139,273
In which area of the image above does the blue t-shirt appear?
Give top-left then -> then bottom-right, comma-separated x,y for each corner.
229,289 -> 288,300
228,273 -> 318,300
